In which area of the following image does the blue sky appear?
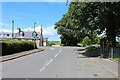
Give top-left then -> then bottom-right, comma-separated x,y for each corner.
1,2 -> 68,41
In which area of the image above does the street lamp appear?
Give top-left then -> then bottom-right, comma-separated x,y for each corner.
32,22 -> 40,38
66,0 -> 69,5
34,22 -> 40,31
17,28 -> 24,37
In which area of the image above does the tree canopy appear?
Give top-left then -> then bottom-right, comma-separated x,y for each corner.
55,2 -> 120,46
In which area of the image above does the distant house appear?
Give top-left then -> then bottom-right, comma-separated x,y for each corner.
0,32 -> 12,39
0,31 -> 48,46
14,31 -> 41,40
43,38 -> 48,46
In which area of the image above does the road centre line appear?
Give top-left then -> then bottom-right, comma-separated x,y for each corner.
39,49 -> 62,72
50,48 -> 55,50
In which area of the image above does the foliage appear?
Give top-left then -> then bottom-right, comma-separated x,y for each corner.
54,42 -> 61,45
47,41 -> 61,46
81,36 -> 103,47
85,46 -> 100,57
116,42 -> 120,48
82,36 -> 91,47
55,2 -> 120,47
47,42 -> 55,46
114,58 -> 120,62
1,40 -> 37,56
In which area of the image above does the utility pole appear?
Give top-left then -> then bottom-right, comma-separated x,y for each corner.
66,0 -> 68,5
12,20 -> 14,39
34,22 -> 35,32
40,25 -> 43,46
34,22 -> 40,32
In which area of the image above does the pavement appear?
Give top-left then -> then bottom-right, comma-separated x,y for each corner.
0,48 -> 45,62
1,46 -> 119,78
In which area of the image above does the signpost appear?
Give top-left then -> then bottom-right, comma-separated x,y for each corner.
19,31 -> 24,37
32,31 -> 38,38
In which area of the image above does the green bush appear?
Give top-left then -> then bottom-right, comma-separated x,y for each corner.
54,42 -> 61,45
114,58 -> 120,62
47,42 -> 55,46
1,40 -> 37,56
82,36 -> 91,47
116,42 -> 120,48
47,41 -> 61,46
85,46 -> 100,57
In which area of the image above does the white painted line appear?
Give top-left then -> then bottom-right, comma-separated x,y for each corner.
39,67 -> 45,72
50,48 -> 55,50
39,49 -> 62,72
60,50 -> 62,52
40,58 -> 54,72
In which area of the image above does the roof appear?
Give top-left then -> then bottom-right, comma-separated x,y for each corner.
14,31 -> 41,40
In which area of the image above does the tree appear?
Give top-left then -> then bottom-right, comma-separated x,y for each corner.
55,2 -> 120,47
55,5 -> 87,46
82,36 -> 91,47
78,2 -> 120,47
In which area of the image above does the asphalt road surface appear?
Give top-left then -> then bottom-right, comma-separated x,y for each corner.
2,46 -> 118,78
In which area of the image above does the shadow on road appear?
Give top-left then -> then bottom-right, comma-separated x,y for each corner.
76,47 -> 101,58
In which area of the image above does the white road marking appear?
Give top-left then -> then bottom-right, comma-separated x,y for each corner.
50,48 -> 55,50
39,49 -> 62,72
60,50 -> 62,52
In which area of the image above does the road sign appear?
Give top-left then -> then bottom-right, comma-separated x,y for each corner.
19,31 -> 24,36
32,31 -> 38,37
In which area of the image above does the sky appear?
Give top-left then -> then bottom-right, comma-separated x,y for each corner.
1,2 -> 68,41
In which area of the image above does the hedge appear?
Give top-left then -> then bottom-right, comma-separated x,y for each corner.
0,40 -> 37,56
85,46 -> 100,57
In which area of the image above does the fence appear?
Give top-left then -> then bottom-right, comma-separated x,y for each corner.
108,47 -> 120,59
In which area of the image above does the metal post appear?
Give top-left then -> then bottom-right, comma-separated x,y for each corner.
40,25 -> 43,46
34,22 -> 40,32
34,23 -> 35,32
12,20 -> 14,39
111,47 -> 114,59
108,48 -> 111,58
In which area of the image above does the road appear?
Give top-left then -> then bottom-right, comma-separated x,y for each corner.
2,46 -> 118,78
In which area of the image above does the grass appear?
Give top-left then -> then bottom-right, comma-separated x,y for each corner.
80,49 -> 87,53
114,58 -> 120,62
53,42 -> 61,45
78,43 -> 99,47
90,44 -> 100,47
47,41 -> 61,46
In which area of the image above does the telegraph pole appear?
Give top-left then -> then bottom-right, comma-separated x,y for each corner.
34,22 -> 40,32
34,22 -> 35,32
40,25 -> 43,46
12,20 -> 14,39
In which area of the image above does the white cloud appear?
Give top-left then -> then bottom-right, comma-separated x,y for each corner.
1,25 -> 57,36
0,29 -> 17,33
2,0 -> 66,2
12,16 -> 24,19
1,26 -> 60,41
43,26 -> 57,36
23,25 -> 58,37
23,27 -> 33,31
0,23 -> 11,26
23,26 -> 60,41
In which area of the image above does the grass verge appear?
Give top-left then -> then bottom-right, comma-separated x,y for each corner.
114,58 -> 120,62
